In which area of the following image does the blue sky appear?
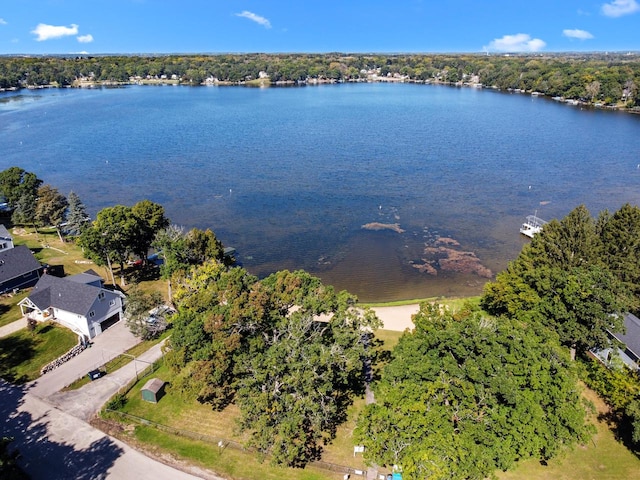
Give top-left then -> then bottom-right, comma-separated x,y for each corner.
1,0 -> 639,55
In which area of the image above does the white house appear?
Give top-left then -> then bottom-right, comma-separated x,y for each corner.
18,269 -> 125,341
0,225 -> 14,252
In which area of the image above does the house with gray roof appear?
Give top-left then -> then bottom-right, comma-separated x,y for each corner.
592,313 -> 640,371
18,270 -> 125,340
0,245 -> 43,294
0,225 -> 14,252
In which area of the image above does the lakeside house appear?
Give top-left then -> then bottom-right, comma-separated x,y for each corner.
0,245 -> 43,294
18,270 -> 125,341
592,313 -> 640,371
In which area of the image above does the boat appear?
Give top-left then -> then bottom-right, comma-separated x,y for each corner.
520,214 -> 547,238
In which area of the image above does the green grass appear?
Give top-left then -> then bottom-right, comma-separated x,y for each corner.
497,387 -> 640,480
0,290 -> 29,328
362,295 -> 482,309
0,321 -> 77,383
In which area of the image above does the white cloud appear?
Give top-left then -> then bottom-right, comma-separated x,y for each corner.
562,29 -> 594,40
602,0 -> 640,17
484,34 -> 546,53
77,34 -> 94,43
235,11 -> 271,29
0,18 -> 7,25
31,23 -> 79,41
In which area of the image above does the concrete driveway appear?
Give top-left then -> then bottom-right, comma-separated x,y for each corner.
29,319 -> 139,398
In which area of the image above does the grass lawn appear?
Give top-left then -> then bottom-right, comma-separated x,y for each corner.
0,321 -> 77,383
101,329 -> 408,480
497,386 -> 640,480
0,290 -> 29,328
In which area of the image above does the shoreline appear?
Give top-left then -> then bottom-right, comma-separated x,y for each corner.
367,295 -> 481,332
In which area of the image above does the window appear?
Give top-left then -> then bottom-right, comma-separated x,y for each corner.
89,311 -> 95,318
109,299 -> 116,306
98,292 -> 105,300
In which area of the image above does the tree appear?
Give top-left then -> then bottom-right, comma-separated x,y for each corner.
0,166 -> 42,208
65,191 -> 89,237
35,184 -> 68,241
482,205 -> 632,356
355,303 -> 592,480
124,285 -> 167,339
166,266 -> 380,466
131,200 -> 169,264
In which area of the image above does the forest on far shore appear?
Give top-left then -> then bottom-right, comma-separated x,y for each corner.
1,52 -> 640,109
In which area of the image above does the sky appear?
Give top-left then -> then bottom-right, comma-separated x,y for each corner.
0,0 -> 639,55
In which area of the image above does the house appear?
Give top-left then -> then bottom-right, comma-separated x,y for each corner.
592,313 -> 640,370
18,269 -> 125,341
0,225 -> 14,252
0,245 -> 43,293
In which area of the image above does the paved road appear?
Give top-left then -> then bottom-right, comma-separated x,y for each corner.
1,320 -> 224,479
1,380 -> 216,480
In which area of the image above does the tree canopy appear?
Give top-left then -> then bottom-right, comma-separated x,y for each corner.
355,302 -> 592,480
482,204 -> 635,354
166,264 -> 380,466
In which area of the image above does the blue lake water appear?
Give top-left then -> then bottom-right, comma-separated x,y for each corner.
1,83 -> 640,301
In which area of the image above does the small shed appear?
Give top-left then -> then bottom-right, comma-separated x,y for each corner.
141,378 -> 166,403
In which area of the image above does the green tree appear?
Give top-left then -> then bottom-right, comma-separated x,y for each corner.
0,166 -> 42,208
65,191 -> 89,237
355,303 -> 592,480
130,200 -> 169,265
35,184 -> 68,241
124,285 -> 166,339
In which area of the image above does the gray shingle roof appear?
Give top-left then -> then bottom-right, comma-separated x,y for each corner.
0,245 -> 41,283
0,225 -> 11,241
616,313 -> 640,360
28,273 -> 106,317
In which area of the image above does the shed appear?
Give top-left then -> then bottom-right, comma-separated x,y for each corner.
141,378 -> 166,403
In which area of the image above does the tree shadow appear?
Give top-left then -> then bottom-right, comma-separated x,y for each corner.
597,409 -> 640,459
0,335 -> 35,384
0,303 -> 10,316
0,380 -> 124,479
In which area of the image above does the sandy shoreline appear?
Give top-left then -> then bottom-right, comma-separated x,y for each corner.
371,304 -> 420,332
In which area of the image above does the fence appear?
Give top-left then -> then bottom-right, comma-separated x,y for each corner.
103,407 -> 365,476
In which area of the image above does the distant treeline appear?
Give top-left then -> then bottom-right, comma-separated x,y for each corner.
1,52 -> 640,107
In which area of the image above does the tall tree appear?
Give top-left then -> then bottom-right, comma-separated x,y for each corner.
0,166 -> 42,208
65,191 -> 89,237
355,303 -> 592,480
167,266 -> 380,466
131,200 -> 169,264
35,185 -> 68,241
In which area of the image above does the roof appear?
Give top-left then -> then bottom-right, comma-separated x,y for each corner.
615,313 -> 640,360
67,269 -> 103,287
28,273 -> 111,317
0,245 -> 41,283
0,224 -> 12,241
142,378 -> 165,393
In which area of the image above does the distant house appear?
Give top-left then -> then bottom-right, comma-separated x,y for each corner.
592,313 -> 640,370
18,269 -> 125,340
0,245 -> 43,293
0,225 -> 14,252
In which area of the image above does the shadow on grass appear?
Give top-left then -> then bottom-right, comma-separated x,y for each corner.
0,335 -> 35,384
0,380 -> 124,479
598,409 -> 640,460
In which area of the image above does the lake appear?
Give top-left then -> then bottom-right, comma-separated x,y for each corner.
1,83 -> 640,301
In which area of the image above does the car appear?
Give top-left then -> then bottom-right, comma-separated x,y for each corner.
87,369 -> 105,380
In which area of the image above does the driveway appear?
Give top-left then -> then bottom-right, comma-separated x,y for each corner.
29,319 -> 139,398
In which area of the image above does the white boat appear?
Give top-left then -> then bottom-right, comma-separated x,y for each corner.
520,214 -> 547,238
